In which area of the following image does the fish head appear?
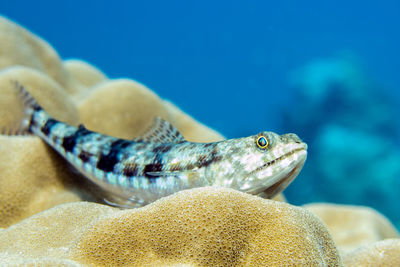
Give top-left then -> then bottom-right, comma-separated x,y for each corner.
211,131 -> 307,197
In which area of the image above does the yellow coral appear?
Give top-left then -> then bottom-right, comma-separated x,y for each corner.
305,203 -> 399,255
0,202 -> 116,265
0,67 -> 79,130
71,187 -> 341,266
77,79 -> 174,139
63,59 -> 107,89
0,17 -> 69,89
343,239 -> 400,266
0,188 -> 341,266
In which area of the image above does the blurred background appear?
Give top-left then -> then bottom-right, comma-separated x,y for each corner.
1,1 -> 399,227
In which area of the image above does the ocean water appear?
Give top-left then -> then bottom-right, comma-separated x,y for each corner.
2,1 -> 400,226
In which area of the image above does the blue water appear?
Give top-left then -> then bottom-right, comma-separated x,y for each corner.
2,1 -> 400,226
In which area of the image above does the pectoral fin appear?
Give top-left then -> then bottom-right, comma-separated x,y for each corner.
136,117 -> 186,144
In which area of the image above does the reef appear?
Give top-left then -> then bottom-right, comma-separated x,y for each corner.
0,16 -> 399,266
283,55 -> 400,229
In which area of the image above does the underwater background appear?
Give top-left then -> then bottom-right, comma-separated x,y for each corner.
2,1 -> 400,227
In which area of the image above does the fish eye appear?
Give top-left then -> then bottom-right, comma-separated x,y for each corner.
256,136 -> 269,149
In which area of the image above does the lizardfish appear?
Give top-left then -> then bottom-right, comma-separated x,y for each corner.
9,83 -> 307,208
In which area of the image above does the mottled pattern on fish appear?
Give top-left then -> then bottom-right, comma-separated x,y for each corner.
9,83 -> 307,207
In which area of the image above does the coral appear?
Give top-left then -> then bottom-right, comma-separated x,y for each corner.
0,66 -> 79,131
77,79 -> 175,140
0,202 -> 116,265
63,59 -> 107,89
311,125 -> 400,215
72,187 -> 340,266
0,187 -> 342,266
0,17 -> 69,89
0,136 -> 85,228
305,203 -> 399,255
343,239 -> 400,266
283,56 -> 400,228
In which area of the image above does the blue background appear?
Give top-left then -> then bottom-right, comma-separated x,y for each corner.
1,1 -> 400,225
2,1 -> 399,137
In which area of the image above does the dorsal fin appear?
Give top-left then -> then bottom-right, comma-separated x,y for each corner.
135,117 -> 186,144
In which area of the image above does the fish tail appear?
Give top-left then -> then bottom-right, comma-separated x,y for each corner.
7,81 -> 44,135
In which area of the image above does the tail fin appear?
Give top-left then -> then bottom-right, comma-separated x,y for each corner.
1,81 -> 43,136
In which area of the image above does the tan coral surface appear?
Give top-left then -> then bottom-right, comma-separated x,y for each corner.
305,203 -> 399,255
0,15 -> 399,266
0,187 -> 342,266
343,238 -> 400,266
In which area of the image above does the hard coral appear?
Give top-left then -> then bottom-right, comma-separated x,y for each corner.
305,203 -> 399,255
0,188 -> 342,266
0,17 -> 69,88
0,202 -> 116,265
71,187 -> 341,266
343,239 -> 400,266
0,136 -> 85,228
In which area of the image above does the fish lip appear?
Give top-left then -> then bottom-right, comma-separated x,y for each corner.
259,158 -> 305,198
248,147 -> 307,177
245,147 -> 307,196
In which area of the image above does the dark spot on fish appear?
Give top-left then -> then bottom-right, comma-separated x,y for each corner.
144,163 -> 163,173
169,163 -> 183,172
197,155 -> 208,166
153,144 -> 172,153
185,163 -> 196,170
123,163 -> 139,177
97,150 -> 119,172
29,118 -> 37,129
62,124 -> 93,152
61,136 -> 76,152
110,139 -> 131,149
143,163 -> 163,182
196,153 -> 219,168
203,143 -> 215,149
197,149 -> 222,168
33,104 -> 42,111
41,119 -> 58,135
96,138 -> 134,173
78,150 -> 92,163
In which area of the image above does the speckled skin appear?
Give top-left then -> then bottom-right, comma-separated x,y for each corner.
16,84 -> 307,207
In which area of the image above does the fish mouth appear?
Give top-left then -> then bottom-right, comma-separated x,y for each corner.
245,148 -> 307,197
259,159 -> 305,198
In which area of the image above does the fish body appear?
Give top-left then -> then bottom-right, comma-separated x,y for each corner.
13,84 -> 307,207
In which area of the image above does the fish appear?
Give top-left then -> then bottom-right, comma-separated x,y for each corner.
7,83 -> 307,208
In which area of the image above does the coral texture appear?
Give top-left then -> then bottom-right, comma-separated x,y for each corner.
0,187 -> 342,266
305,203 -> 399,255
343,239 -> 400,266
0,15 -> 399,266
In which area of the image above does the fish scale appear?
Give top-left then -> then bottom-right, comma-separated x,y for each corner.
7,83 -> 308,208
